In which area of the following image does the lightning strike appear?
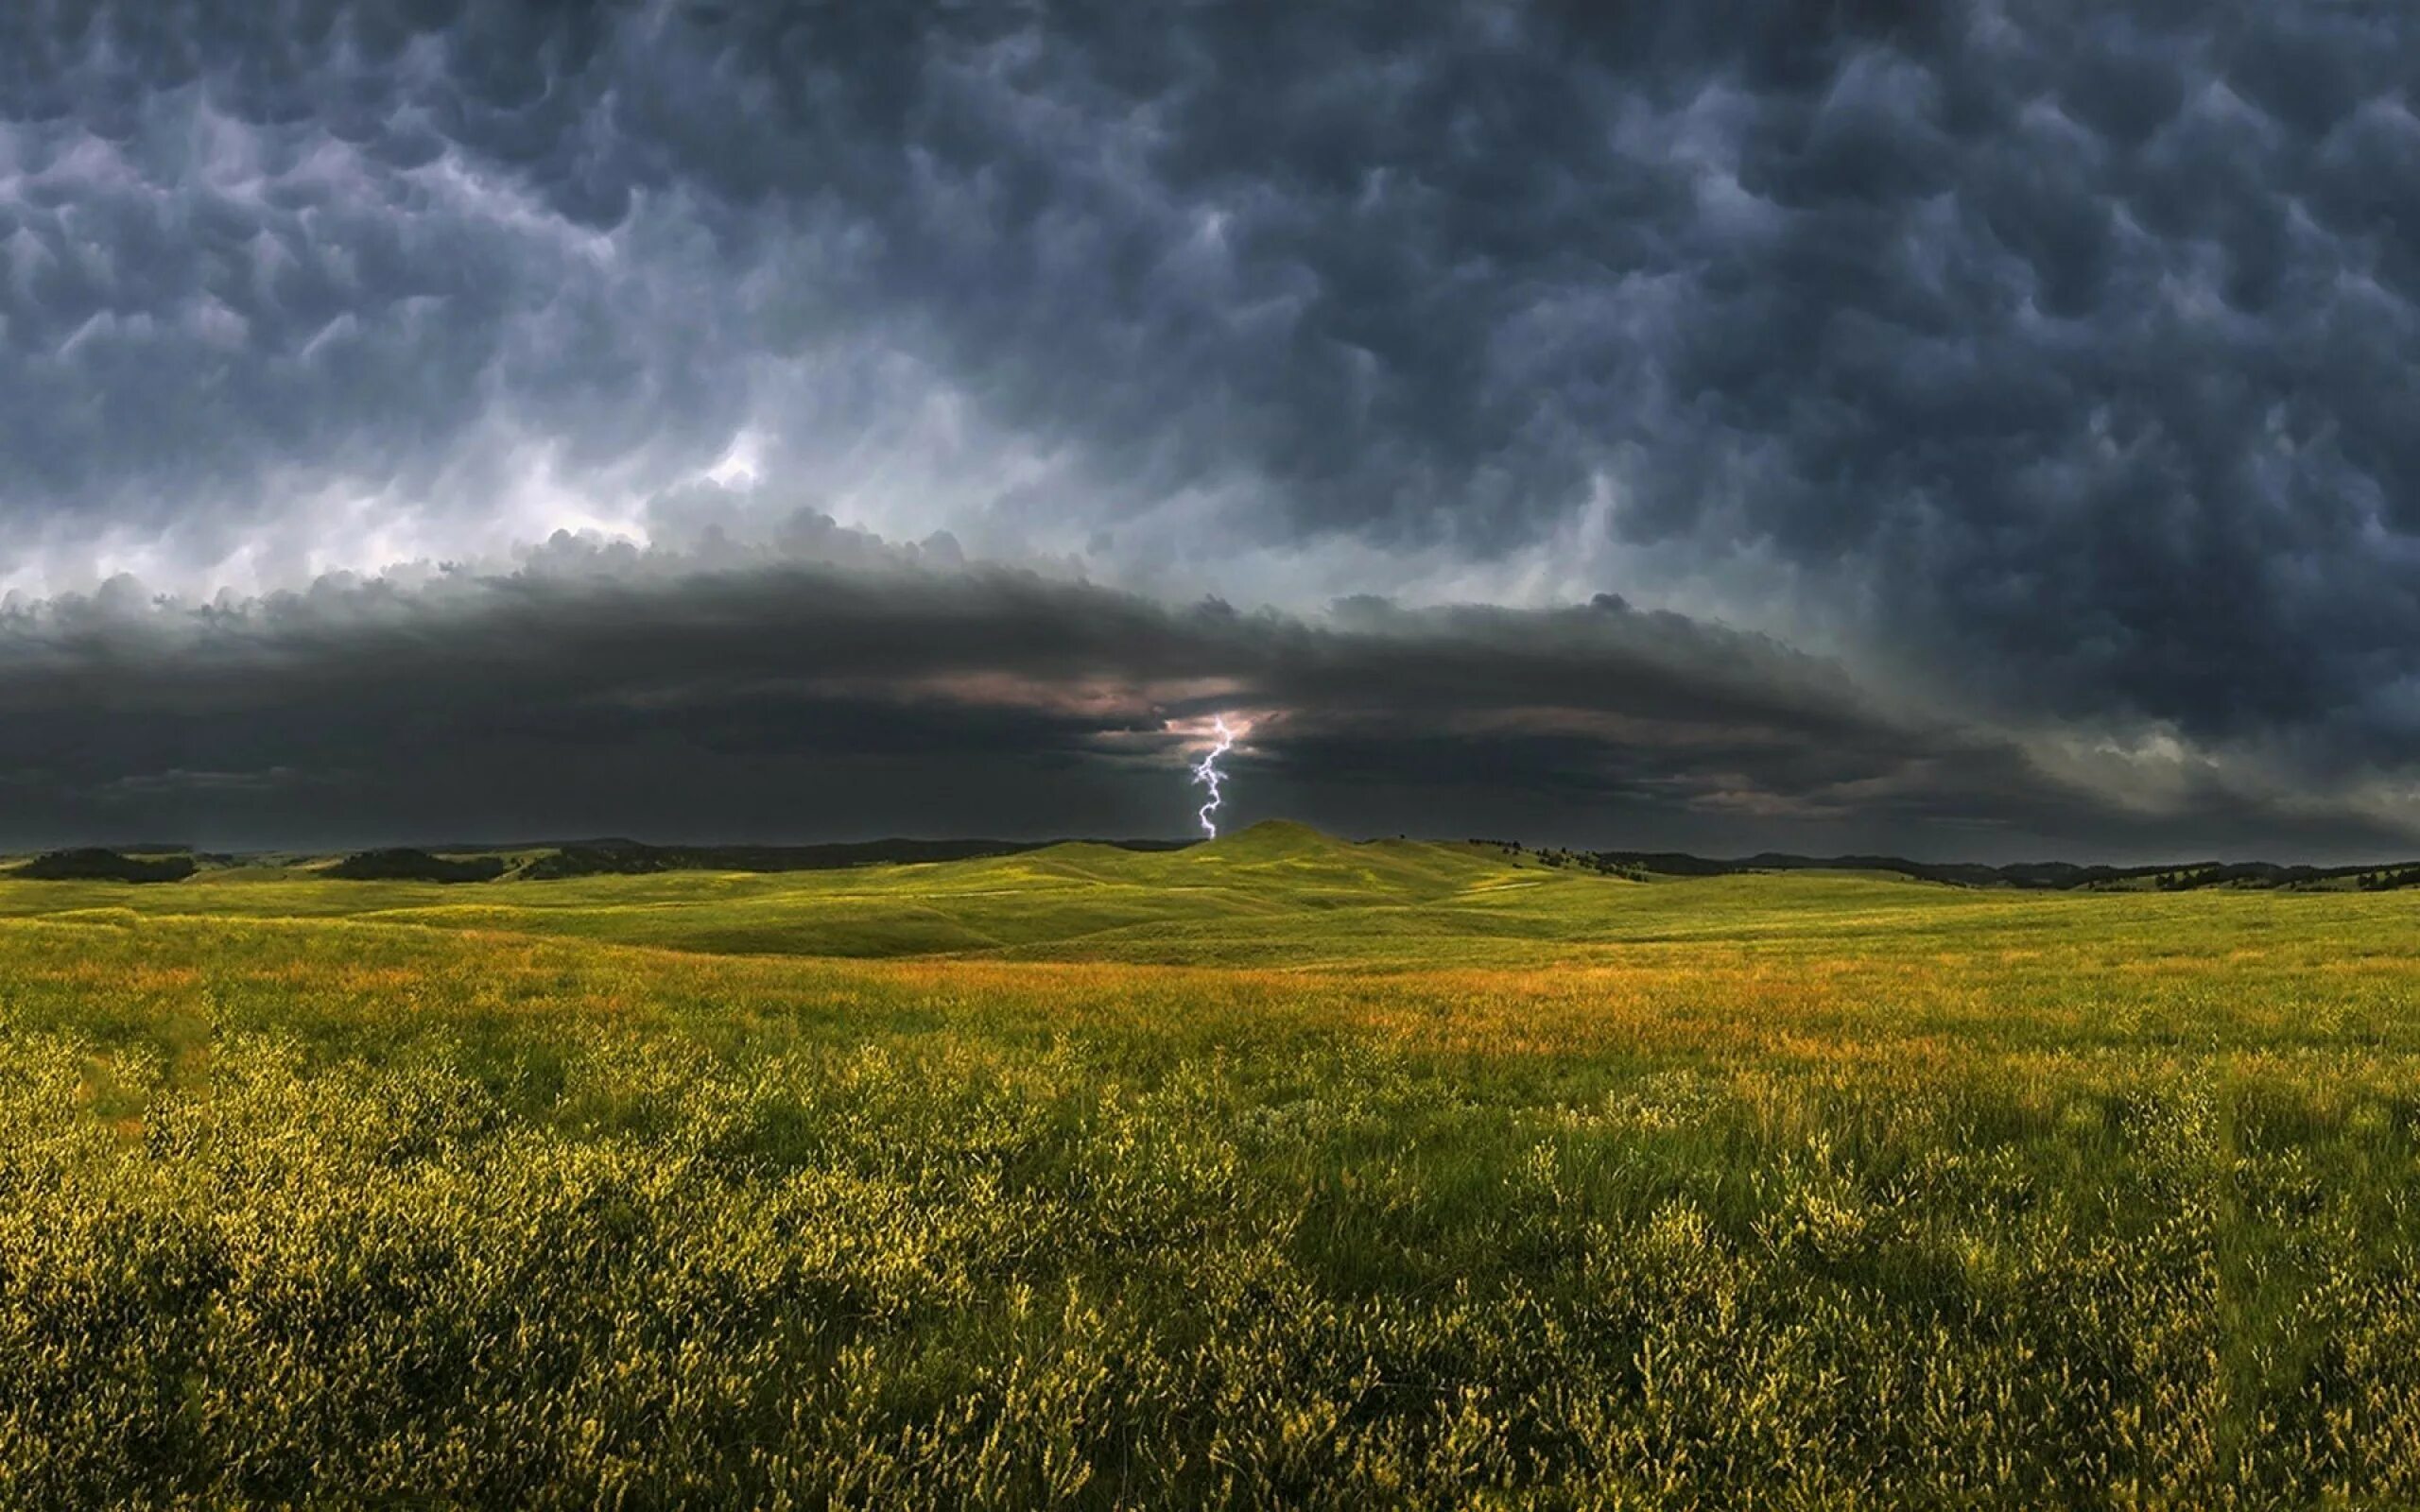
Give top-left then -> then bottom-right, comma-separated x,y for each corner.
1191,716 -> 1236,837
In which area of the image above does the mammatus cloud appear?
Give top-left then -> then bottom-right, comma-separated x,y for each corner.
3,6 -> 2416,849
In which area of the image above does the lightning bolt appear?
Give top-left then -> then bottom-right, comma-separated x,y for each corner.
1190,716 -> 1235,837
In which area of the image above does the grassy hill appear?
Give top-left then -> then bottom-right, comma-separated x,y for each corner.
5,822 -> 2420,1503
3,818 -> 2412,971
0,820 -> 1602,960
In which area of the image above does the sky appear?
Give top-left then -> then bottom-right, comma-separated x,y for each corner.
2,2 -> 2417,858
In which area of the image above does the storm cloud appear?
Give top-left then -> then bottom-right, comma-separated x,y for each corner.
2,4 -> 2416,852
0,538 -> 2397,859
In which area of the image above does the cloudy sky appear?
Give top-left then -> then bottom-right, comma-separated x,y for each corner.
2,2 -> 2416,858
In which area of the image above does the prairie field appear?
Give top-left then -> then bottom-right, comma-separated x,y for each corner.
5,822 -> 2420,1507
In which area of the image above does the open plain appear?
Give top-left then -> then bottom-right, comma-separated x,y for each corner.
6,822 -> 2420,1507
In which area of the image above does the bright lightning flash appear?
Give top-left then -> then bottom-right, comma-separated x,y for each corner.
1190,716 -> 1236,837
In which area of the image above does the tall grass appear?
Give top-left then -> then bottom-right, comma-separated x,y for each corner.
1,869 -> 2417,1505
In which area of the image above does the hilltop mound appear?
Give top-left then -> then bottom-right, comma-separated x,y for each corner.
1194,818 -> 1341,860
1136,820 -> 1534,906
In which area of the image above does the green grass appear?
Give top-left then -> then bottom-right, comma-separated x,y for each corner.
4,822 -> 2420,1506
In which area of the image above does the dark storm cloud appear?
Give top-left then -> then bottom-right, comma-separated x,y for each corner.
4,3 -> 2419,846
0,545 -> 2394,858
530,1 -> 2419,761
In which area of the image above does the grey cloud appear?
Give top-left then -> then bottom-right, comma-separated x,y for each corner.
0,1 -> 755,571
0,544 -> 2399,860
4,4 -> 2419,846
672,5 -> 2420,761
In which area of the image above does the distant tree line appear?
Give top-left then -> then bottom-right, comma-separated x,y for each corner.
1559,850 -> 2420,893
15,849 -> 199,883
328,849 -> 512,883
1468,839 -> 1650,880
1462,839 -> 2420,893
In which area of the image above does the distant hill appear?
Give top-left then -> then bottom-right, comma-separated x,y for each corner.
517,837 -> 1192,879
5,823 -> 2415,969
7,825 -> 2414,893
285,836 -> 1199,884
3,836 -> 1190,885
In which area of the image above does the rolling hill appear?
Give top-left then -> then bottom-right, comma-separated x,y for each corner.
3,818 -> 2412,971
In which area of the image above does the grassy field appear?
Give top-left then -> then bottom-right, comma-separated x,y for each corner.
5,821 -> 2419,1507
